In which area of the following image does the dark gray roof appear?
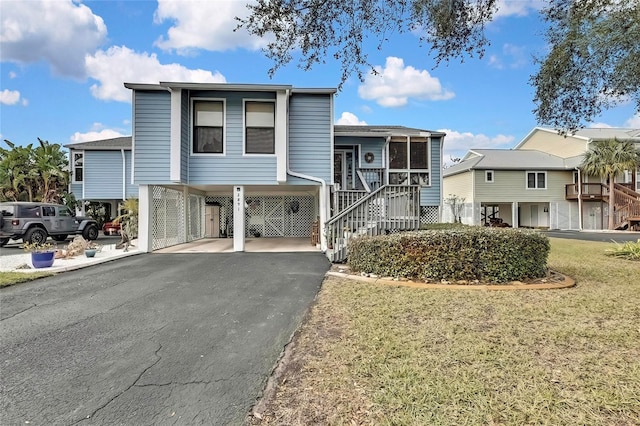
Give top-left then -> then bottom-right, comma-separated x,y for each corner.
334,125 -> 445,137
64,136 -> 132,150
444,149 -> 577,177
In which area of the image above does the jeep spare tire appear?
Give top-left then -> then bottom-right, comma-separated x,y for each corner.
82,224 -> 99,240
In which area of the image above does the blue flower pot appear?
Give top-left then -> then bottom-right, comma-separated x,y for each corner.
31,251 -> 55,269
85,249 -> 97,258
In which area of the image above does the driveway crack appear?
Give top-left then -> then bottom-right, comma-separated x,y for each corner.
72,343 -> 162,425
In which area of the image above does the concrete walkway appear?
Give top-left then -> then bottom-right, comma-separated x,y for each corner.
0,251 -> 330,425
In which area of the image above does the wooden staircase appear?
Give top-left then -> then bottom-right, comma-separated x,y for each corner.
326,185 -> 421,262
607,183 -> 640,230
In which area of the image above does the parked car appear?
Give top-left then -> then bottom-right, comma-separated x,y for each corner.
102,220 -> 121,236
0,201 -> 99,247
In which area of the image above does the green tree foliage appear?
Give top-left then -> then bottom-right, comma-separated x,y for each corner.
239,0 -> 639,132
580,138 -> 640,230
0,139 -> 70,204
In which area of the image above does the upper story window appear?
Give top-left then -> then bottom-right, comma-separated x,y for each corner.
193,100 -> 224,154
526,171 -> 546,189
485,170 -> 494,183
73,152 -> 83,183
388,137 -> 430,186
245,101 -> 275,154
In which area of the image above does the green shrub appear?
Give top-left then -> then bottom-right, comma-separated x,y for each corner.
605,239 -> 640,260
348,228 -> 550,283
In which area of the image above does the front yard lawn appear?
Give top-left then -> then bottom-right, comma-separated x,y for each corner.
251,238 -> 640,425
0,272 -> 53,287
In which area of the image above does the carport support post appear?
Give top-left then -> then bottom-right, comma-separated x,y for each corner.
138,184 -> 153,253
512,202 -> 519,228
233,186 -> 245,252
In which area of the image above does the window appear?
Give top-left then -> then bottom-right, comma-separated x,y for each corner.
42,206 -> 55,217
388,137 -> 430,186
193,100 -> 224,154
526,171 -> 546,189
57,206 -> 73,217
73,152 -> 83,182
485,170 -> 494,183
245,101 -> 275,154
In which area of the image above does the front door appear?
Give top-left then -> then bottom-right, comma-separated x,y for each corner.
334,149 -> 355,190
205,205 -> 220,238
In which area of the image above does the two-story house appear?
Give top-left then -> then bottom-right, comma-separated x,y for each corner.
65,136 -> 137,222
443,127 -> 640,230
96,82 -> 446,260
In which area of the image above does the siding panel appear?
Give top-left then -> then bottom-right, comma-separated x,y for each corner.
288,93 -> 332,184
475,170 -> 571,202
134,91 -> 171,184
84,151 -> 124,199
420,137 -> 442,206
125,151 -> 137,198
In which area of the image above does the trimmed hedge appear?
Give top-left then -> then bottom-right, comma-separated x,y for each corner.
348,228 -> 550,283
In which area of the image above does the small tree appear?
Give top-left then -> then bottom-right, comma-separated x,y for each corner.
113,198 -> 139,250
581,139 -> 640,230
445,194 -> 465,223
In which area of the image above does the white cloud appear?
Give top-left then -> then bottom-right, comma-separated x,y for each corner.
336,112 -> 367,125
439,128 -> 515,161
9,71 -> 17,79
358,57 -> 454,107
69,124 -> 127,143
85,46 -> 226,102
154,0 -> 265,53
625,114 -> 640,128
0,89 -> 21,105
494,0 -> 543,18
0,0 -> 106,78
488,44 -> 528,69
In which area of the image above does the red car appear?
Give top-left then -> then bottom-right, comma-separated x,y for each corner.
102,221 -> 121,236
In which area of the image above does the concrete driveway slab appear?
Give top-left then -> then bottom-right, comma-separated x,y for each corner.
0,252 -> 330,425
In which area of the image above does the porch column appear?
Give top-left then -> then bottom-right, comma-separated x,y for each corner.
138,184 -> 153,253
233,186 -> 245,252
512,202 -> 519,228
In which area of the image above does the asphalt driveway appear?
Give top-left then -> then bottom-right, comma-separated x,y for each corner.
0,252 -> 330,425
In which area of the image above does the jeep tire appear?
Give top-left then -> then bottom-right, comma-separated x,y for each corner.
24,227 -> 48,245
0,238 -> 9,247
52,234 -> 68,242
82,224 -> 99,241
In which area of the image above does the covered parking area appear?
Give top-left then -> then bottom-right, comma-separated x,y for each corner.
137,184 -> 325,253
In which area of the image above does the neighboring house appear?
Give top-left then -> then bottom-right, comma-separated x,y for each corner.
65,136 -> 137,219
104,82 -> 446,260
443,127 -> 640,230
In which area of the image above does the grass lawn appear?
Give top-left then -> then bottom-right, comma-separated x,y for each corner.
251,238 -> 640,425
0,272 -> 53,287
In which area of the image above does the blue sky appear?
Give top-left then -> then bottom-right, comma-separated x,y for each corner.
1,0 -> 638,162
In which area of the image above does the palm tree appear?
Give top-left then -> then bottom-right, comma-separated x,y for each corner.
33,138 -> 69,203
581,138 -> 640,230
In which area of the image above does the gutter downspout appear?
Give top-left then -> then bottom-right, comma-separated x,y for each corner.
382,136 -> 391,185
285,88 -> 329,251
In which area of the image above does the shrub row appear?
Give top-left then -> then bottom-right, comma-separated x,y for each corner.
348,227 -> 550,283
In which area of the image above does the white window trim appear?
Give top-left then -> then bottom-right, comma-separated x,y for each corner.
72,150 -> 84,183
242,98 -> 277,157
386,137 -> 432,187
191,97 -> 226,156
485,170 -> 494,183
525,171 -> 547,190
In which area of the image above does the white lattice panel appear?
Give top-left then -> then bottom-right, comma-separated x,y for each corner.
244,195 -> 316,237
188,194 -> 205,241
151,186 -> 185,250
420,206 -> 440,224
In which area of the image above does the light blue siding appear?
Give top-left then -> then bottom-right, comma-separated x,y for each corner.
70,183 -> 82,199
124,151 -> 137,198
288,93 -> 332,184
84,151 -> 124,199
188,91 -> 278,185
335,136 -> 385,168
133,91 -> 171,184
420,137 -> 442,206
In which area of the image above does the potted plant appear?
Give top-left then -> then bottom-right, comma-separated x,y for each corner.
23,241 -> 56,268
84,241 -> 102,257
